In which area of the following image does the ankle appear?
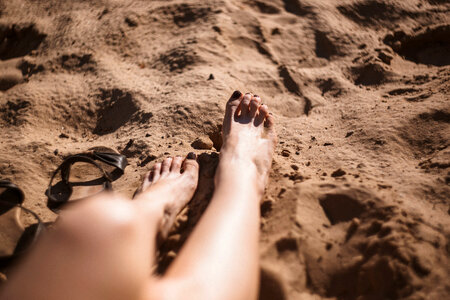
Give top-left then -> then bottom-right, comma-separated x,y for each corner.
215,165 -> 264,197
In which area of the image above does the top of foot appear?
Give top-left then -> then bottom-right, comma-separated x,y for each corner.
134,154 -> 199,239
218,91 -> 277,192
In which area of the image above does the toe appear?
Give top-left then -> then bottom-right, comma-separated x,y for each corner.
237,93 -> 252,118
171,156 -> 183,173
152,163 -> 162,182
249,95 -> 260,118
139,171 -> 152,191
225,90 -> 243,119
161,157 -> 173,176
265,112 -> 275,129
183,153 -> 199,179
255,104 -> 269,126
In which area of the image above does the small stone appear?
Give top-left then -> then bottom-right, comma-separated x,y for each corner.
125,139 -> 134,149
281,149 -> 290,157
291,164 -> 299,171
54,149 -> 59,155
125,16 -> 138,27
59,133 -> 69,139
331,168 -> 346,177
145,133 -> 151,137
208,74 -> 215,80
323,142 -> 333,146
191,137 -> 213,150
167,250 -> 177,259
260,198 -> 274,217
345,131 -> 354,138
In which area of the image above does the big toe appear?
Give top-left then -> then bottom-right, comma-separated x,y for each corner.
225,90 -> 243,120
183,153 -> 199,181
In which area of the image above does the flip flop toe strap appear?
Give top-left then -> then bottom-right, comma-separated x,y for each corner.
46,152 -> 127,211
93,151 -> 128,174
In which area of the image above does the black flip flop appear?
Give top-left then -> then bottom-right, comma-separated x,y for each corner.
46,147 -> 127,212
0,180 -> 44,268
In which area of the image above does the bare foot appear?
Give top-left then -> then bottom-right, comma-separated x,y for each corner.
134,154 -> 199,239
217,91 -> 277,194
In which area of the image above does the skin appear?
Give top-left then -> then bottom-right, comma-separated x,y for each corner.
0,91 -> 277,300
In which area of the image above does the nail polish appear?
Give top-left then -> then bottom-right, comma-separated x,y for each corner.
231,90 -> 242,99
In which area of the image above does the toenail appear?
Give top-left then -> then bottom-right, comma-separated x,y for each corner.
231,90 -> 242,99
254,95 -> 259,98
187,152 -> 197,160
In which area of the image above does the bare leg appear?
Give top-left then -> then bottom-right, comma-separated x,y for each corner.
150,91 -> 277,300
0,156 -> 199,300
0,91 -> 276,300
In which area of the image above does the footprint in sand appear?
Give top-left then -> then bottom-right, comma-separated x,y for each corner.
0,23 -> 46,91
384,24 -> 450,67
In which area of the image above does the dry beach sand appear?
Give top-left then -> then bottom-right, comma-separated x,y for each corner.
0,0 -> 449,299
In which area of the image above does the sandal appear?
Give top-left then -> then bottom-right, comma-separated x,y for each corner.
0,180 -> 44,268
46,147 -> 128,212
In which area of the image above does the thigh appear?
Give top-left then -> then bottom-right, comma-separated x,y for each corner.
0,193 -> 155,300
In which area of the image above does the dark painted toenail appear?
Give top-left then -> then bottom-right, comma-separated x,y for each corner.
254,95 -> 259,98
231,90 -> 242,99
187,152 -> 197,160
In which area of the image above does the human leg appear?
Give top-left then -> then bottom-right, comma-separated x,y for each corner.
149,92 -> 277,300
0,156 -> 199,300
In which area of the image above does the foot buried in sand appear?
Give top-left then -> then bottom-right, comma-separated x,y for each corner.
217,91 -> 277,195
134,154 -> 199,240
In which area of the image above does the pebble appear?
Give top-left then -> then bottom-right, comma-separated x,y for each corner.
281,149 -> 290,157
331,168 -> 346,177
191,137 -> 213,150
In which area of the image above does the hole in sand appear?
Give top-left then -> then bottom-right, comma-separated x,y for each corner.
0,24 -> 46,60
93,89 -> 139,135
319,193 -> 365,225
385,25 -> 450,66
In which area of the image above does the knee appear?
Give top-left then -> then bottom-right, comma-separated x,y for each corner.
55,193 -> 143,244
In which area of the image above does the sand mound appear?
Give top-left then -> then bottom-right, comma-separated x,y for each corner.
0,0 -> 449,299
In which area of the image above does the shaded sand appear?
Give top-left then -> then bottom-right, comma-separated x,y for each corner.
0,0 -> 449,299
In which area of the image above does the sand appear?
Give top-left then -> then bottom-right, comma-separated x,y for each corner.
0,0 -> 449,299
